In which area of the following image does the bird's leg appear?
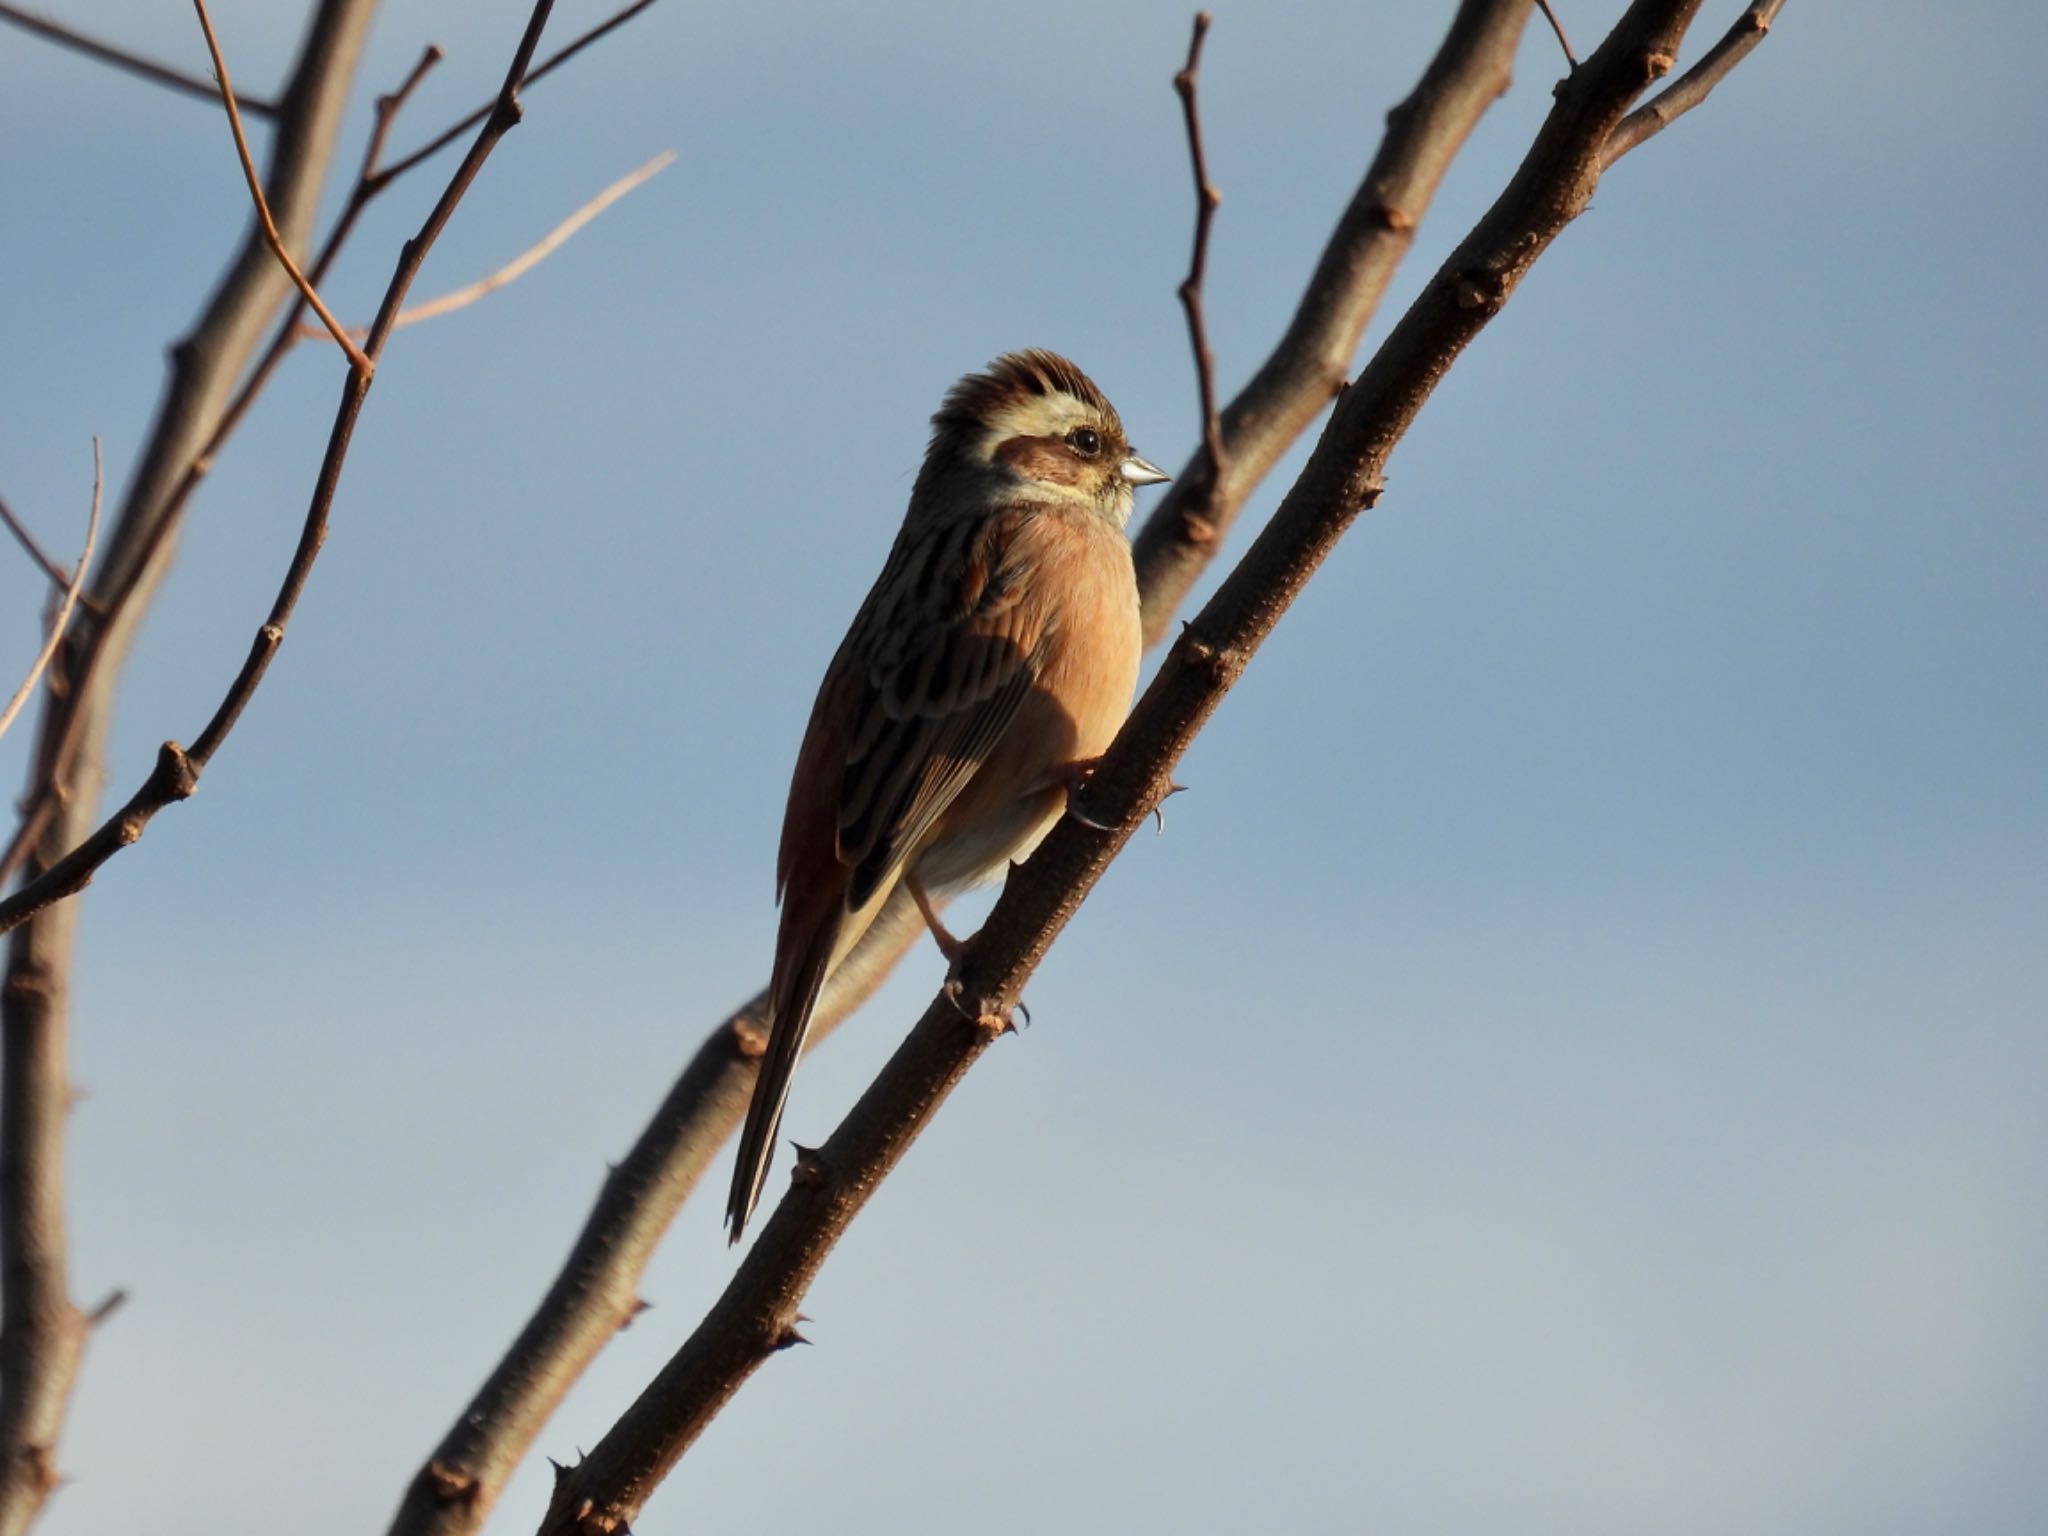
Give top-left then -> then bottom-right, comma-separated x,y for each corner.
905,873 -> 964,964
911,873 -> 1033,1033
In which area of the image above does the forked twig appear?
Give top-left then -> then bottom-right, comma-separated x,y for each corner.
369,0 -> 662,192
0,445 -> 101,746
1603,0 -> 1784,164
192,0 -> 373,375
0,39 -> 444,900
1174,12 -> 1227,507
0,0 -> 563,938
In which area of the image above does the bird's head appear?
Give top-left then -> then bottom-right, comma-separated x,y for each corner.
922,349 -> 1168,527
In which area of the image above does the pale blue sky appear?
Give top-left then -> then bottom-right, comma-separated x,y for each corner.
3,3 -> 2045,1534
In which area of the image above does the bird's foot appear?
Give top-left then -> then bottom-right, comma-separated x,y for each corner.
1056,756 -> 1115,830
942,975 -> 1031,1035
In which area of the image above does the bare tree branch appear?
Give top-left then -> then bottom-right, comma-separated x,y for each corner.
1173,12 -> 1228,519
368,0 -> 663,193
0,447 -> 100,748
536,1 -> 1784,1527
0,5 -> 377,1522
0,43 -> 447,905
0,0 -> 577,944
302,151 -> 676,342
193,0 -> 373,375
380,10 -> 1544,1532
1603,0 -> 1784,164
0,5 -> 667,905
0,0 -> 277,116
1130,0 -> 1533,646
382,895 -> 924,1536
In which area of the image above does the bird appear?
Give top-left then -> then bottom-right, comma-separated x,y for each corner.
726,349 -> 1169,1242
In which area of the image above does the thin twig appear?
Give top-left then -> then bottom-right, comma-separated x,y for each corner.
0,496 -> 73,596
0,0 -> 560,939
369,0 -> 662,193
1173,12 -> 1228,512
0,41 -> 443,900
0,0 -> 277,115
0,8 -> 377,1518
0,447 -> 100,747
301,151 -> 675,341
363,44 -> 448,182
0,495 -> 73,598
1535,0 -> 1580,67
1603,0 -> 1784,165
192,0 -> 372,376
539,0 -> 1769,1526
1130,0 -> 1533,646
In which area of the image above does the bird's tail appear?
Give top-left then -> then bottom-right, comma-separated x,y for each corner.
726,907 -> 840,1243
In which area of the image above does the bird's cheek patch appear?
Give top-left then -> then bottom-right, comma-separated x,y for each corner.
994,434 -> 1088,487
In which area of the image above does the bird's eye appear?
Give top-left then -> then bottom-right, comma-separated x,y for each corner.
1066,426 -> 1103,458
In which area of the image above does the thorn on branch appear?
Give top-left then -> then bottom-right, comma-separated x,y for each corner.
1152,781 -> 1188,835
85,1289 -> 127,1327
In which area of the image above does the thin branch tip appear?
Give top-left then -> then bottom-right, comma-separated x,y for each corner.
1173,6 -> 1227,506
190,0 -> 373,374
0,443 -> 101,745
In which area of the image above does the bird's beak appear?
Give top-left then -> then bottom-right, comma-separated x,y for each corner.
1120,451 -> 1170,487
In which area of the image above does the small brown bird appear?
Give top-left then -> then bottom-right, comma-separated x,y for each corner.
726,350 -> 1168,1241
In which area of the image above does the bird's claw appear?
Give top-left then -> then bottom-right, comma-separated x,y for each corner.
1152,780 -> 1189,834
942,975 -> 1030,1034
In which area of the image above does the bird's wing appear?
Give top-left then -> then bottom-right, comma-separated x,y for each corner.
730,506 -> 1048,1241
817,505 -> 1051,908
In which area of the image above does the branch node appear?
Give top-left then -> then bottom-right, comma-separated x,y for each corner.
192,0 -> 374,375
152,741 -> 200,801
789,1144 -> 826,1188
729,1005 -> 771,1058
425,1460 -> 480,1505
1453,270 -> 1507,313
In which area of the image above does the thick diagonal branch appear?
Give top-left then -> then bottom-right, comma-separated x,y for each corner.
536,2 -> 1773,1530
379,11 -> 1539,1536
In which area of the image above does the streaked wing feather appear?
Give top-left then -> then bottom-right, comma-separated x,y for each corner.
836,512 -> 1045,908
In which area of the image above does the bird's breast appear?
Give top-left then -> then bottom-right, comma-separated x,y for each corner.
915,507 -> 1141,892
